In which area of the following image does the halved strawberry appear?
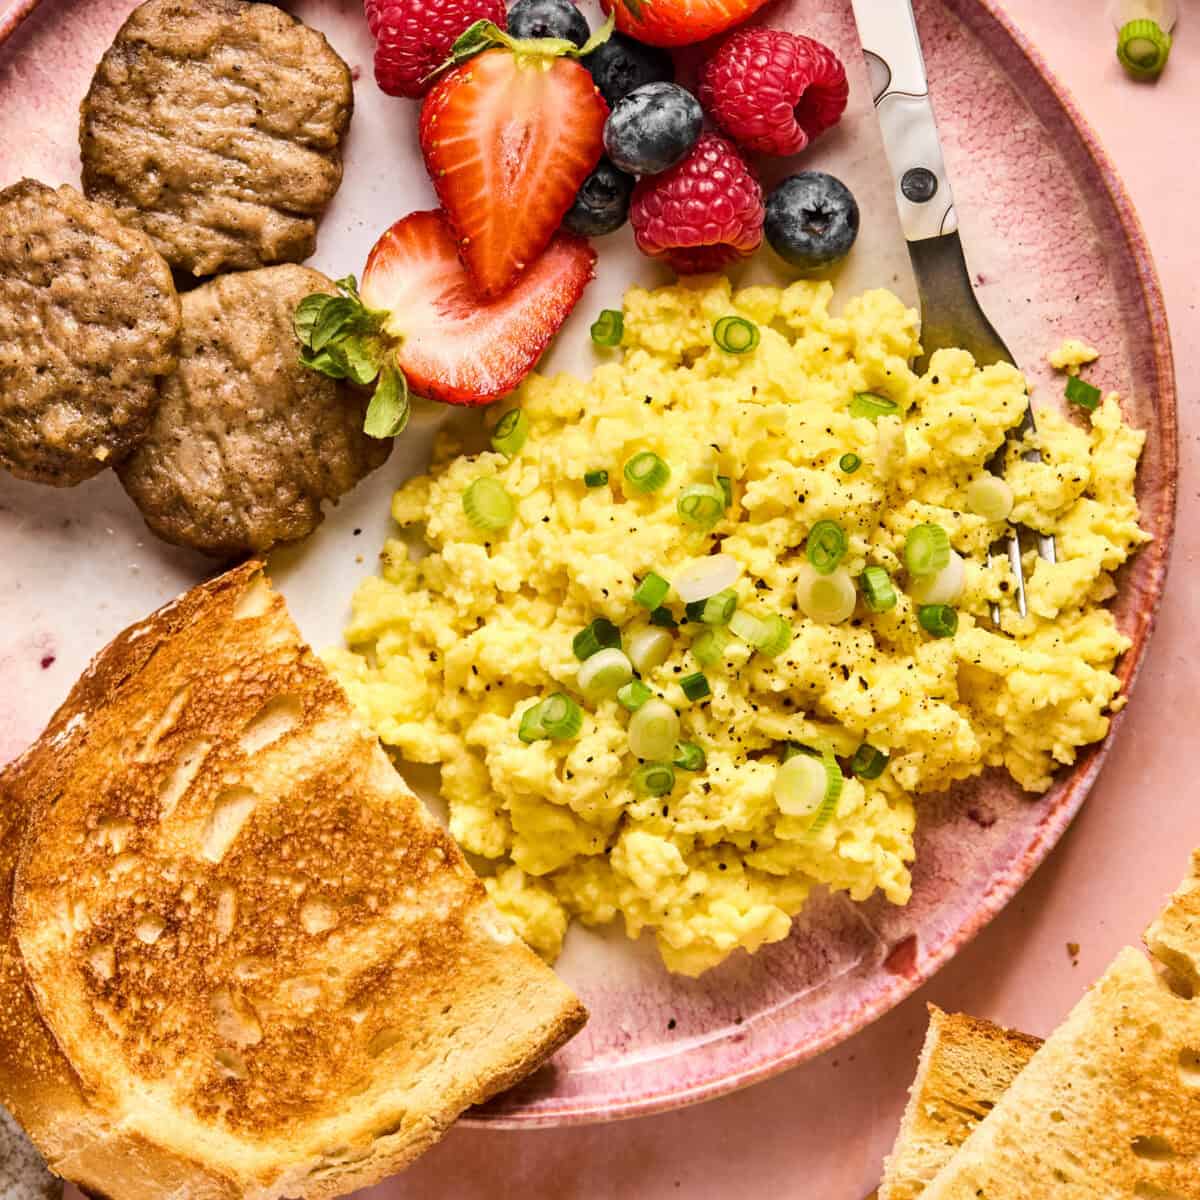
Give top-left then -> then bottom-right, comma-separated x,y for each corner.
420,48 -> 608,298
599,0 -> 772,47
361,209 -> 595,406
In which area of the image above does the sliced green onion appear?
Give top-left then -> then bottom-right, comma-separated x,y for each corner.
674,741 -> 706,771
648,606 -> 678,628
617,680 -> 653,711
584,469 -> 609,488
1065,375 -> 1102,411
904,523 -> 951,577
518,702 -> 546,744
627,627 -> 673,675
631,762 -> 675,797
850,743 -> 889,780
628,699 -> 679,761
796,563 -> 857,625
806,751 -> 845,835
538,693 -> 582,740
698,589 -> 737,625
965,475 -> 1014,522
1116,18 -> 1171,79
691,627 -> 730,668
490,409 -> 528,457
729,610 -> 767,646
774,750 -> 842,830
908,551 -> 965,606
756,614 -> 792,657
839,453 -> 862,474
859,566 -> 897,614
850,392 -> 899,420
806,520 -> 848,575
633,572 -> 670,609
673,554 -> 740,604
677,483 -> 727,530
717,475 -> 733,507
463,478 -> 515,532
624,451 -> 671,494
680,672 -> 711,702
572,617 -> 621,661
590,308 -> 624,347
712,316 -> 759,354
918,604 -> 959,639
782,741 -> 814,761
577,647 -> 633,699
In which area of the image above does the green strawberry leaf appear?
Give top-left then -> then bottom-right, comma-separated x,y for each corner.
310,297 -> 364,352
435,9 -> 613,79
300,343 -> 352,380
363,362 -> 411,439
342,335 -> 383,387
293,293 -> 333,349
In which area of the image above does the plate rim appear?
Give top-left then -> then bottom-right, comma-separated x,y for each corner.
0,0 -> 1178,1130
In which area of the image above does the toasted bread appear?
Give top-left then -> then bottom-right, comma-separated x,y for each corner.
3,563 -> 586,1199
919,946 -> 1200,1199
1145,849 -> 1200,996
879,1007 -> 1041,1200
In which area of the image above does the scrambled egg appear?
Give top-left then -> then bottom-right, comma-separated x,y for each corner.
328,279 -> 1149,977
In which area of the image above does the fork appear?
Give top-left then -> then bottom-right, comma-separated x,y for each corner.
848,0 -> 1055,619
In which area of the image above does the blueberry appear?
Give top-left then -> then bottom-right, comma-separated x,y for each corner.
583,33 -> 673,108
764,173 -> 860,271
562,158 -> 635,237
507,0 -> 590,47
603,82 -> 702,177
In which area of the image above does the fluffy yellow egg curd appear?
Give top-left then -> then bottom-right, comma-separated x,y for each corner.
328,279 -> 1149,977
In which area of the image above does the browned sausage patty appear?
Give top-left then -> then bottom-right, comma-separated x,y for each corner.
118,265 -> 391,557
0,179 -> 180,487
80,0 -> 353,277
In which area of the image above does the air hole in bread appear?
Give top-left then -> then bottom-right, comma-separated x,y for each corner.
233,573 -> 273,620
135,915 -> 165,945
136,685 -> 192,761
88,942 -> 116,981
93,816 -> 134,855
367,1027 -> 404,1057
210,989 -> 263,1046
202,788 -> 257,863
372,1114 -> 408,1141
159,738 -> 211,819
215,1048 -> 247,1080
1049,1109 -> 1065,1123
1178,1047 -> 1200,1087
300,899 -> 338,935
216,886 -> 237,938
240,695 -> 302,755
1132,1135 -> 1176,1161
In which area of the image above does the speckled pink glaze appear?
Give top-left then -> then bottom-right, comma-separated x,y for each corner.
0,0 -> 1176,1132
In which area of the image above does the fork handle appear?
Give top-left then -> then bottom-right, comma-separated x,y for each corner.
848,0 -> 958,243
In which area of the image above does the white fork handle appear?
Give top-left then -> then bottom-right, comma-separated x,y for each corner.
848,0 -> 958,243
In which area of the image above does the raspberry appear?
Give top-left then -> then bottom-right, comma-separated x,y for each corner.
366,0 -> 507,99
630,133 -> 764,274
698,29 -> 849,157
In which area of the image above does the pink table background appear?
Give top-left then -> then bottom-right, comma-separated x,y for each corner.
355,7 -> 1198,1198
29,3 -> 1190,1198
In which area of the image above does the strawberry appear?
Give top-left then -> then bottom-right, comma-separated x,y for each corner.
420,41 -> 608,298
294,210 -> 594,421
598,0 -> 772,48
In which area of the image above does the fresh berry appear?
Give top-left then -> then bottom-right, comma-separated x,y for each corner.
366,0 -> 507,99
563,158 -> 635,237
583,32 -> 673,107
764,173 -> 859,271
507,0 -> 590,46
599,0 -> 772,48
630,133 -> 763,274
360,210 -> 596,405
698,30 -> 849,156
420,47 -> 608,297
603,82 -> 702,176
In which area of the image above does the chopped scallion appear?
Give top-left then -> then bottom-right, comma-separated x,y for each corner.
538,693 -> 582,739
712,315 -> 760,354
584,469 -> 609,488
572,617 -> 621,661
677,483 -> 726,530
839,453 -> 862,474
518,702 -> 546,744
633,572 -> 670,609
774,750 -> 843,832
918,604 -> 959,639
649,606 -> 678,628
904,523 -> 951,577
631,762 -> 675,797
806,520 -> 848,575
673,742 -> 706,771
691,626 -> 730,668
698,589 -> 737,625
718,475 -> 733,507
462,478 -> 515,532
624,451 -> 671,494
850,392 -> 899,420
628,699 -> 679,761
796,563 -> 857,625
617,680 -> 653,711
627,627 -> 673,675
673,554 -> 740,604
680,672 -> 711,702
577,647 -> 634,698
729,610 -> 790,656
965,475 -> 1014,522
1065,375 -> 1101,411
859,566 -> 897,613
590,308 -> 624,346
850,742 -> 889,780
490,409 -> 528,457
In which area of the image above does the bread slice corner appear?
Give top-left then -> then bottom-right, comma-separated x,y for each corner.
1145,848 -> 1200,996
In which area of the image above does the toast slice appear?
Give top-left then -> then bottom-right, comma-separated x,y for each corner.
919,946 -> 1200,1199
878,1007 -> 1041,1200
1145,848 -> 1200,996
3,562 -> 586,1200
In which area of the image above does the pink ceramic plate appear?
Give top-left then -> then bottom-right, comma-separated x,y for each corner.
0,0 -> 1176,1128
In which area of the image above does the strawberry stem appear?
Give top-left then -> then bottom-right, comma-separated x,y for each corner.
431,10 -> 614,81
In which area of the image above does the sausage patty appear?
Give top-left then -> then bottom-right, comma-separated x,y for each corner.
0,179 -> 181,487
118,265 -> 391,557
80,0 -> 354,277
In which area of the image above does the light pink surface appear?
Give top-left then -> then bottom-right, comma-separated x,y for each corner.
366,5 -> 1200,1195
